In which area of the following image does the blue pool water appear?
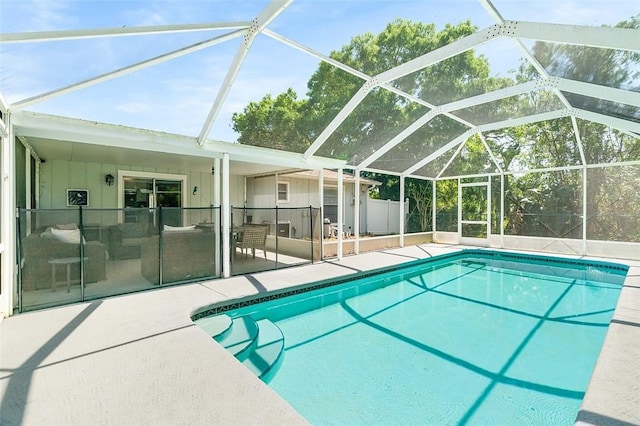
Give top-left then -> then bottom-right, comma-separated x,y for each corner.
204,251 -> 627,425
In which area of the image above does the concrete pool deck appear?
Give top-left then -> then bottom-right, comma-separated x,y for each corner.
0,243 -> 638,425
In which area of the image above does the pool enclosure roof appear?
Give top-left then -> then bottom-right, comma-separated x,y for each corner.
1,0 -> 639,178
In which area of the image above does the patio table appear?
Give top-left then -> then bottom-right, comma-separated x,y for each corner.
48,256 -> 88,292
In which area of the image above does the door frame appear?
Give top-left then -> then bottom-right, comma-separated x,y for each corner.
117,171 -> 188,223
458,179 -> 491,247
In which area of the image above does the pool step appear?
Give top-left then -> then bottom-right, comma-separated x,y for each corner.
194,314 -> 233,340
242,319 -> 285,382
215,316 -> 260,360
195,314 -> 285,382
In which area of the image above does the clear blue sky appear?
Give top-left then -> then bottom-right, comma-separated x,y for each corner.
0,0 -> 637,142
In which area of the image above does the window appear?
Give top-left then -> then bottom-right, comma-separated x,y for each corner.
277,181 -> 290,203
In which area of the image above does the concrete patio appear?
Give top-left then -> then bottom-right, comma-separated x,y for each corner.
1,243 -> 638,425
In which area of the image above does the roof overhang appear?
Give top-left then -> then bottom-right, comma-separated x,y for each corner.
11,111 -> 347,174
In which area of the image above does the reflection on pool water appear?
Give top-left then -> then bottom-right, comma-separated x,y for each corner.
195,250 -> 628,425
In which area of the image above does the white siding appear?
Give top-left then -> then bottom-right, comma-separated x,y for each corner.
246,175 -> 371,237
38,159 -> 238,209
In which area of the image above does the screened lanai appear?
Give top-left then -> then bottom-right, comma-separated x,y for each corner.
0,0 -> 639,314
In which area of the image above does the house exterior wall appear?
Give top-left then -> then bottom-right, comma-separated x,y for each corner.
246,176 -> 319,208
37,159 -> 244,209
246,175 -> 371,236
245,176 -> 319,238
15,140 -> 26,209
227,174 -> 245,207
246,176 -> 277,208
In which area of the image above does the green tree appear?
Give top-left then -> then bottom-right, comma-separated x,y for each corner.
231,88 -> 310,152
405,178 -> 433,232
233,19 -> 512,232
232,16 -> 640,241
494,15 -> 640,240
232,19 -> 510,157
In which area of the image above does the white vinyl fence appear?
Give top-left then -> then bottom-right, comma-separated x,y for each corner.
366,198 -> 409,235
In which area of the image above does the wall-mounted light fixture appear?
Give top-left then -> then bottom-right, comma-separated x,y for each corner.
193,186 -> 198,195
105,173 -> 115,186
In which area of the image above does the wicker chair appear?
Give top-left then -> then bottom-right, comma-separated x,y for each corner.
237,225 -> 268,262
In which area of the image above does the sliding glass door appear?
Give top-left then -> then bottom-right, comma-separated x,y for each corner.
122,173 -> 185,226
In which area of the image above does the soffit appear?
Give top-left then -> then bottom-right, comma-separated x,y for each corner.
19,136 -> 292,176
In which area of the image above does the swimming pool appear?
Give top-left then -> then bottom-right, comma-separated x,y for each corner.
194,250 -> 628,425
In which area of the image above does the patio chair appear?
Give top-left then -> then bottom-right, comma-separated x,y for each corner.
237,225 -> 268,262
